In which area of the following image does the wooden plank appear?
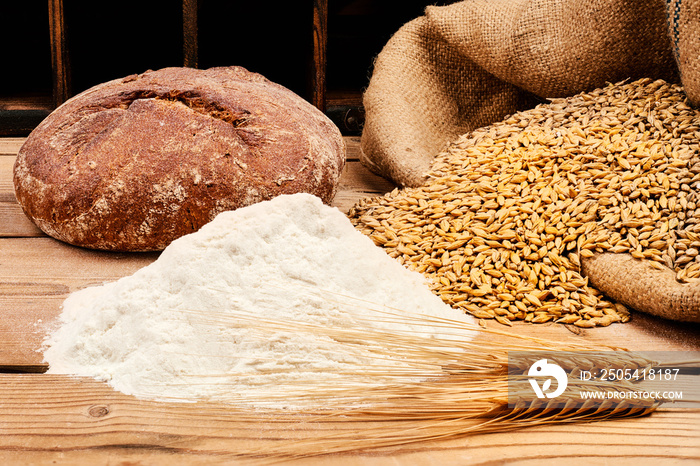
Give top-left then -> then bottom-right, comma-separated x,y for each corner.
333,163 -> 394,213
0,237 -> 159,369
0,153 -> 43,237
0,374 -> 696,465
0,138 -> 25,155
310,0 -> 328,112
344,136 -> 363,162
0,155 -> 15,195
334,137 -> 396,213
483,311 -> 700,352
0,95 -> 53,112
182,0 -> 199,68
0,203 -> 42,237
48,0 -> 71,107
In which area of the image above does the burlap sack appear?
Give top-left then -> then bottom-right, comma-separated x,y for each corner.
667,0 -> 700,105
361,0 -> 679,188
360,0 -> 699,323
582,254 -> 700,323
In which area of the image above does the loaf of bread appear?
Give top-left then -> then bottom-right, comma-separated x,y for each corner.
13,66 -> 345,251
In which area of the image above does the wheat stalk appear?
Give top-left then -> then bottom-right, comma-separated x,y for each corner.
143,287 -> 687,460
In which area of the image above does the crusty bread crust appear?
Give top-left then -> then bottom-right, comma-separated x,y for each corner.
13,66 -> 345,251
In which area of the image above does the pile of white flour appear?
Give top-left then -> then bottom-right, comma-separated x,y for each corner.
44,193 -> 475,408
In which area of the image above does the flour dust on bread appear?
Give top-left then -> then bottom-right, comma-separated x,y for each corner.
13,66 -> 346,251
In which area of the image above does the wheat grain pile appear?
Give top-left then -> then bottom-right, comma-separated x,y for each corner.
350,79 -> 700,327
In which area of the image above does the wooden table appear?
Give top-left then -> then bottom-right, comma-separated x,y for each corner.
1,137 -> 698,465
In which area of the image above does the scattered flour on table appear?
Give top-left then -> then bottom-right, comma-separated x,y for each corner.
43,193 -> 476,408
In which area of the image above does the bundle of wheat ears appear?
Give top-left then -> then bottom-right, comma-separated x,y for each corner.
190,298 -> 675,460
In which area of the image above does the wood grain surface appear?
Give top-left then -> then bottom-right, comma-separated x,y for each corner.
0,136 -> 698,464
48,0 -> 71,107
0,373 -> 697,465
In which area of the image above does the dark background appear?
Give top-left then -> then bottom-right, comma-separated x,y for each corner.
0,1 -> 456,135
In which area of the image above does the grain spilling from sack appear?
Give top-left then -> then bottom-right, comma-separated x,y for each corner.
349,78 -> 700,327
